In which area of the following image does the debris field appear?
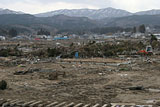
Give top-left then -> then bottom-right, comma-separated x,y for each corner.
0,41 -> 160,107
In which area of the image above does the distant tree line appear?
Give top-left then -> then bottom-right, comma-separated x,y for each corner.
90,27 -> 132,34
0,24 -> 152,37
0,28 -> 18,37
0,29 -> 8,36
57,27 -> 133,35
9,28 -> 18,37
5,25 -> 146,36
132,24 -> 146,33
37,29 -> 50,35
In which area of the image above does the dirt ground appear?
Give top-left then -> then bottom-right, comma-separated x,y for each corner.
0,55 -> 160,106
0,41 -> 159,106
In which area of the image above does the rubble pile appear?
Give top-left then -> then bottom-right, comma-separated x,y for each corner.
0,40 -> 160,105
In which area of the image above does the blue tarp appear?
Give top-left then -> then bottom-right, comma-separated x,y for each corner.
54,37 -> 69,40
75,52 -> 79,58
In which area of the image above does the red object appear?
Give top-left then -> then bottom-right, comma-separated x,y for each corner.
35,38 -> 40,40
138,50 -> 148,54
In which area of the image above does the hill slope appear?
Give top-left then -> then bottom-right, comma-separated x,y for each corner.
0,9 -> 23,15
1,14 -> 160,34
103,15 -> 160,27
0,14 -> 99,34
135,9 -> 160,15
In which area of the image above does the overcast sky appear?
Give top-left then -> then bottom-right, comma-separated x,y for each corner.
0,0 -> 160,14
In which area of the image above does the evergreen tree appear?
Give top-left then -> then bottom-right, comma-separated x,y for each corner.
9,28 -> 18,37
139,25 -> 146,33
151,34 -> 157,43
37,29 -> 50,35
133,26 -> 137,33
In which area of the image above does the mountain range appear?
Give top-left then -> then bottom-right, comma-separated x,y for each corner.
2,8 -> 160,19
35,7 -> 132,19
1,8 -> 160,34
35,8 -> 160,19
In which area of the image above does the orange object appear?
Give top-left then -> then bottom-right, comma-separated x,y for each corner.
138,50 -> 148,54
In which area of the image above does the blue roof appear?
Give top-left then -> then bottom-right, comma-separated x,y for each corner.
54,37 -> 69,40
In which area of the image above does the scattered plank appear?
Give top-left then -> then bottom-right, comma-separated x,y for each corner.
46,101 -> 58,107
